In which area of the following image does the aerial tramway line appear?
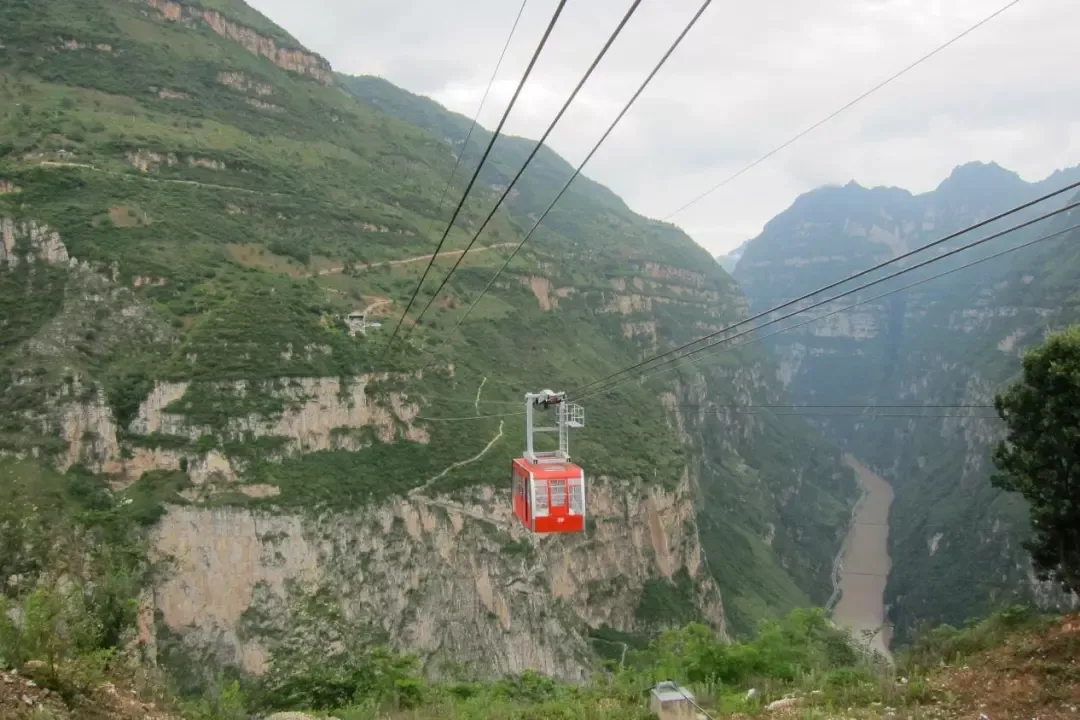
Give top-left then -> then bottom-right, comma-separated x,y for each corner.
380,0 -> 1042,540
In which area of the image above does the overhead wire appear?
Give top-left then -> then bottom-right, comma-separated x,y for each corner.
417,410 -> 525,421
396,0 -> 651,350
712,411 -> 1000,419
378,0 -> 571,362
413,0 -> 1019,375
575,206 -> 1080,401
574,216 -> 1080,402
417,0 -> 716,373
418,399 -> 996,409
671,683 -> 715,720
431,0 -> 531,219
410,214 -> 1079,420
673,404 -> 995,409
569,181 -> 1080,398
661,0 -> 1024,221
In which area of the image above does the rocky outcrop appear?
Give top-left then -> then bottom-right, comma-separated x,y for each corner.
150,472 -> 725,679
218,71 -> 274,96
133,376 -> 428,449
41,374 -> 428,485
246,98 -> 282,112
0,217 -> 71,267
127,151 -> 227,173
138,0 -> 332,85
127,150 -> 177,172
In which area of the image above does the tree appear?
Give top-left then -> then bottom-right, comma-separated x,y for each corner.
992,326 -> 1080,594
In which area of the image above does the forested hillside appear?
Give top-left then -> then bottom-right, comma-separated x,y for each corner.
734,162 -> 1080,643
0,0 -> 857,695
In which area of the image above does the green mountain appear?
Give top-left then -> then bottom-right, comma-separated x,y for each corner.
0,0 -> 856,692
734,162 -> 1080,644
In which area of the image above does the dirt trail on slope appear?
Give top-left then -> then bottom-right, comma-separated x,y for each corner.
317,242 -> 515,277
832,454 -> 894,661
36,161 -> 283,195
410,380 -> 505,499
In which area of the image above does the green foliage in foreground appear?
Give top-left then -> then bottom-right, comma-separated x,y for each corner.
993,325 -> 1080,594
179,605 -> 969,720
0,479 -> 1051,720
895,603 -> 1051,671
167,609 -> 866,719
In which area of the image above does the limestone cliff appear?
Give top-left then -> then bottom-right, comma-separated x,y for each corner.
733,163 -> 1080,642
136,0 -> 332,84
150,473 -> 723,681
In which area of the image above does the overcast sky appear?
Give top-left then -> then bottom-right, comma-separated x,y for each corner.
247,0 -> 1080,256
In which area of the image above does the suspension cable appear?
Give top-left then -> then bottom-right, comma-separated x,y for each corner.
431,0 -> 531,220
379,0 -> 570,362
575,216 -> 1080,402
569,182 -> 1080,398
396,0 -> 650,350
417,0 -> 716,372
662,0 -> 1024,221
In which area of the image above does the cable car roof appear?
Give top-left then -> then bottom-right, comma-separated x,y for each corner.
512,457 -> 583,479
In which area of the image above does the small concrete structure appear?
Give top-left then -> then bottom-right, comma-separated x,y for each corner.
649,681 -> 697,719
345,310 -> 381,337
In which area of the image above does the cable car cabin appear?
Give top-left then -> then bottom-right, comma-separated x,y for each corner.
512,390 -> 586,534
512,458 -> 585,533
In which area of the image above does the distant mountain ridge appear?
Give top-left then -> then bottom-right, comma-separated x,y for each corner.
715,239 -> 749,273
733,160 -> 1080,642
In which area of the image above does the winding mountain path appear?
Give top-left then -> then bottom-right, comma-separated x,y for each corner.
317,242 -> 515,277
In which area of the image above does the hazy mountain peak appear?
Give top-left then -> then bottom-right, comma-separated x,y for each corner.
933,160 -> 1026,196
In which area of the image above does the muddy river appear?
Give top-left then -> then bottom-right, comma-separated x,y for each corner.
832,455 -> 895,661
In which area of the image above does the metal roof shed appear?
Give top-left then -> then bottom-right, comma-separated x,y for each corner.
649,681 -> 697,719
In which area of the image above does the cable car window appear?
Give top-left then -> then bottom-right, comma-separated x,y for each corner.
533,480 -> 549,515
569,481 -> 584,514
550,479 -> 567,507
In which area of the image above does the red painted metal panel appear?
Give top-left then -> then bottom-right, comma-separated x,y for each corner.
512,457 -> 584,534
533,513 -> 584,533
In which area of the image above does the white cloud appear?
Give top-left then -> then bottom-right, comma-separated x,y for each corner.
247,0 -> 1080,255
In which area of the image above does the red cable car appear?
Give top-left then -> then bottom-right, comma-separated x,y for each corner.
511,390 -> 586,534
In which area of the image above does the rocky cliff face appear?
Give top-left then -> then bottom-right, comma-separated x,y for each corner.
150,475 -> 722,681
137,0 -> 332,84
734,162 -> 1080,642
1,0 -> 856,687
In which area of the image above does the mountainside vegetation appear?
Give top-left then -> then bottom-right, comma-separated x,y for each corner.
4,580 -> 1077,719
0,0 -> 860,705
734,162 -> 1080,644
993,326 -> 1080,596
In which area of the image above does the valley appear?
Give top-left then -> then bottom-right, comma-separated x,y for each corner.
0,0 -> 1078,718
734,163 -> 1080,644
